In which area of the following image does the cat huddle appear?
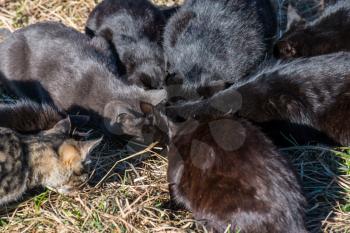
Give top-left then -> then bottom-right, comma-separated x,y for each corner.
0,0 -> 348,232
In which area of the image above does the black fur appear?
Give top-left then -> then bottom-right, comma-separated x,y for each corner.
274,1 -> 350,59
0,100 -> 65,134
0,100 -> 89,134
164,52 -> 350,146
86,0 -> 175,89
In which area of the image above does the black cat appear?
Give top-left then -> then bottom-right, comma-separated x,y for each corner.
86,0 -> 176,89
275,0 -> 350,59
164,52 -> 350,146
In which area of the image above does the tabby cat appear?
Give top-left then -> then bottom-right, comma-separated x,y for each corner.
0,117 -> 101,205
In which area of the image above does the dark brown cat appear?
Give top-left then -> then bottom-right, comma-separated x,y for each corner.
162,115 -> 307,233
274,0 -> 350,58
0,117 -> 101,206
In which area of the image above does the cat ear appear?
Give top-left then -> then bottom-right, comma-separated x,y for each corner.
145,89 -> 167,106
286,4 -> 306,31
79,137 -> 103,160
45,117 -> 71,135
140,101 -> 154,115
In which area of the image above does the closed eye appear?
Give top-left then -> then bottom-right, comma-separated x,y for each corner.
116,113 -> 129,123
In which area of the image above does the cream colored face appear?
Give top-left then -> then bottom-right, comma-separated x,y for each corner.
42,138 -> 101,194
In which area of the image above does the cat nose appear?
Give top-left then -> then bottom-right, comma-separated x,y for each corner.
84,159 -> 92,166
82,161 -> 92,173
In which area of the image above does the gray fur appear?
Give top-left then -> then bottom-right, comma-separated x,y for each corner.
163,0 -> 277,98
0,22 -> 166,141
0,28 -> 12,42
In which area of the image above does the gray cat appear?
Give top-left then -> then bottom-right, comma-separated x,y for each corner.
0,22 -> 166,142
0,117 -> 101,206
164,0 -> 277,99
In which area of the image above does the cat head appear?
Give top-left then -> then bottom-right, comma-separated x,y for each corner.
127,65 -> 165,90
124,45 -> 166,90
32,118 -> 102,194
274,31 -> 309,59
274,5 -> 307,59
128,100 -> 202,145
103,89 -> 167,143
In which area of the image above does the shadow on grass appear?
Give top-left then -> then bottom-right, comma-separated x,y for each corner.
282,146 -> 350,233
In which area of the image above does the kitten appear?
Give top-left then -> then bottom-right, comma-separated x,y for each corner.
164,52 -> 350,146
0,100 -> 89,134
137,103 -> 307,232
86,0 -> 174,89
0,117 -> 101,206
163,0 -> 277,99
274,0 -> 350,59
0,22 -> 166,142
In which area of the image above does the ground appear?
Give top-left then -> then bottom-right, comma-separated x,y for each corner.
0,0 -> 349,232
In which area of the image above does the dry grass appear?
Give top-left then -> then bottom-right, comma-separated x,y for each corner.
0,141 -> 206,232
0,0 -> 183,31
0,0 -> 349,232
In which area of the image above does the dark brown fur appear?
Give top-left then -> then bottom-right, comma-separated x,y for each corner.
167,117 -> 306,233
274,1 -> 350,58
